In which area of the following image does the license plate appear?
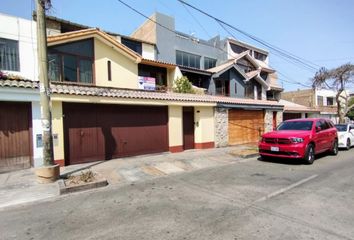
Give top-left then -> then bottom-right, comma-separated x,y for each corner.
271,146 -> 279,152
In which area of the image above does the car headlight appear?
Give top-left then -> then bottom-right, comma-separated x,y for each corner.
291,137 -> 304,143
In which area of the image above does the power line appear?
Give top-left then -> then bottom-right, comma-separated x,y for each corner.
178,1 -> 213,39
116,0 -> 309,89
178,0 -> 320,72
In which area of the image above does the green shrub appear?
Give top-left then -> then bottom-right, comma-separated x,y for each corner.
173,76 -> 195,94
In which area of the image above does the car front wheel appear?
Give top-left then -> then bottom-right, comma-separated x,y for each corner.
346,138 -> 351,151
331,139 -> 339,155
304,144 -> 315,165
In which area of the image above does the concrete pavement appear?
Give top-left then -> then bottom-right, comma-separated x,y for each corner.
1,147 -> 353,239
0,144 -> 258,210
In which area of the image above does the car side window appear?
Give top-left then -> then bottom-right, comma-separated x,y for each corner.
326,120 -> 334,128
316,121 -> 322,131
320,120 -> 328,130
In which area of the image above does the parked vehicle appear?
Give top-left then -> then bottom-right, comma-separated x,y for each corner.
259,118 -> 338,164
335,124 -> 354,150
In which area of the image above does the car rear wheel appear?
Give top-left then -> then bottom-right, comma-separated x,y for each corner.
346,138 -> 351,151
304,144 -> 315,165
331,139 -> 339,155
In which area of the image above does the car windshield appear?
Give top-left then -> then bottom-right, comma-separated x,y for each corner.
277,121 -> 313,131
335,124 -> 347,132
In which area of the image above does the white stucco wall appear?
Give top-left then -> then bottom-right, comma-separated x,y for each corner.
0,13 -> 38,81
142,43 -> 155,60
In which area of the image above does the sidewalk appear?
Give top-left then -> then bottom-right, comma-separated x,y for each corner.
0,144 -> 258,210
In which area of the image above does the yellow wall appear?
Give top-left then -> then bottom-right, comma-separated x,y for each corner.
94,39 -> 138,89
194,106 -> 215,143
51,101 -> 64,161
168,106 -> 183,147
168,67 -> 183,89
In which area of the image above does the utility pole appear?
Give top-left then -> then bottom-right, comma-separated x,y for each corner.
35,0 -> 59,183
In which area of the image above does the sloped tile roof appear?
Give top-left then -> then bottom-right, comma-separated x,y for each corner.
0,79 -> 283,108
49,83 -> 283,107
0,79 -> 39,89
279,99 -> 319,113
207,59 -> 234,73
246,70 -> 260,79
47,28 -> 142,61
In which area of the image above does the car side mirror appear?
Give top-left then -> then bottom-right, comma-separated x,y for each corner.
316,126 -> 321,132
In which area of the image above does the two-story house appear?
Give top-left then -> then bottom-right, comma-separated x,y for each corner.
0,12 -> 284,170
281,88 -> 349,123
0,13 -> 44,172
131,12 -> 284,146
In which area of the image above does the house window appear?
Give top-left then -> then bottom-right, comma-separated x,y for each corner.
215,79 -> 229,96
204,57 -> 216,70
254,51 -> 267,61
48,39 -> 94,84
121,38 -> 142,55
0,38 -> 20,71
176,50 -> 201,69
317,96 -> 324,106
230,43 -> 248,54
327,97 -> 334,106
107,60 -> 111,81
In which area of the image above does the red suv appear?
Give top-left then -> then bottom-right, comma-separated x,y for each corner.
259,118 -> 338,164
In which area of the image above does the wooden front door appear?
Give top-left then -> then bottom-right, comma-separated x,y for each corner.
228,109 -> 264,145
183,107 -> 195,150
0,102 -> 32,173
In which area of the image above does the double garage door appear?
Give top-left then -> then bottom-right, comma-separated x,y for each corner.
0,102 -> 32,173
63,103 -> 169,165
228,109 -> 264,145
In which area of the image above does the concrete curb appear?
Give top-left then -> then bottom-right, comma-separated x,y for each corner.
230,151 -> 259,159
58,178 -> 108,195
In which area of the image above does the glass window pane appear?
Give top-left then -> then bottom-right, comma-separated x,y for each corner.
0,38 -> 19,71
63,55 -> 77,82
195,56 -> 200,69
79,59 -> 93,83
48,54 -> 61,81
176,51 -> 182,65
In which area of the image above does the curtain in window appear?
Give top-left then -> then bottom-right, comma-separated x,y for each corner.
79,59 -> 93,83
0,38 -> 19,71
48,54 -> 61,81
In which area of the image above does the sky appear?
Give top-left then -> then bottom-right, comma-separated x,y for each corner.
1,0 -> 354,91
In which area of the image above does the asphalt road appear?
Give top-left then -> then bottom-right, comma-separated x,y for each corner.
1,150 -> 354,240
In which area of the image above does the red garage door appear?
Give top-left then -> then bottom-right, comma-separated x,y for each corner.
63,103 -> 168,165
0,102 -> 32,173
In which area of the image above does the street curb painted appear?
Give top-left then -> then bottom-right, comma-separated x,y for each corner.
58,178 -> 108,195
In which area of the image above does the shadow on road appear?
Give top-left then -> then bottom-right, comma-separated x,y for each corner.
257,152 -> 329,165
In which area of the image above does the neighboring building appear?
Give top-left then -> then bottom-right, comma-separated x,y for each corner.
0,13 -> 44,172
132,12 -> 284,146
281,88 -> 350,123
279,99 -> 320,121
131,12 -> 283,101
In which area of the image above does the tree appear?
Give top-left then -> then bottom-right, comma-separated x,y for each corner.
347,97 -> 354,120
173,76 -> 195,94
312,63 -> 354,123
